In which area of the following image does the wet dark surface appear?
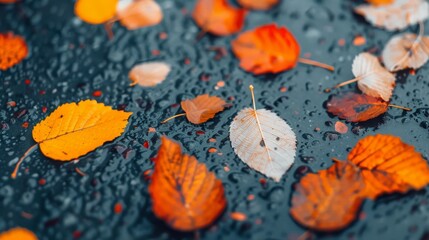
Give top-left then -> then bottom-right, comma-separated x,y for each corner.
1,0 -> 429,239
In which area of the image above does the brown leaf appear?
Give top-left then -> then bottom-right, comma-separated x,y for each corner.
237,0 -> 279,10
290,161 -> 365,232
117,0 -> 163,30
129,62 -> 171,87
181,94 -> 226,124
334,121 -> 348,134
327,92 -> 388,122
149,136 -> 226,231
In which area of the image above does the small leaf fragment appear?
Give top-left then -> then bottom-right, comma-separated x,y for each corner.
129,62 -> 171,87
0,32 -> 28,71
237,0 -> 279,10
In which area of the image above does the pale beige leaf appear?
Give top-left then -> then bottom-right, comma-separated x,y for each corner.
129,62 -> 171,87
230,108 -> 296,181
117,0 -> 163,30
352,53 -> 395,101
382,33 -> 429,71
355,0 -> 429,31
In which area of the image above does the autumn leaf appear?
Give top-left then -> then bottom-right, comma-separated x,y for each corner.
382,32 -> 429,71
0,32 -> 28,71
230,85 -> 296,181
290,161 -> 365,232
162,94 -> 226,124
116,0 -> 163,30
366,0 -> 393,6
75,0 -> 119,24
355,0 -> 429,31
12,100 -> 132,178
326,92 -> 410,122
237,0 -> 279,10
231,24 -> 333,75
149,136 -> 226,231
0,227 -> 37,240
348,134 -> 429,199
192,0 -> 247,36
129,62 -> 171,87
334,53 -> 395,102
0,0 -> 18,4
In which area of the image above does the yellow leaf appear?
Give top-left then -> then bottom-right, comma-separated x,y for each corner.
0,227 -> 37,240
12,100 -> 132,178
75,0 -> 119,24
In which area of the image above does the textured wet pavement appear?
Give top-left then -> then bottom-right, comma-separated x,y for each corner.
1,0 -> 429,239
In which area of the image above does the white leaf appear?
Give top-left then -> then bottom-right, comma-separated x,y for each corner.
352,53 -> 395,101
230,107 -> 296,181
355,0 -> 429,31
129,62 -> 171,87
382,33 -> 429,71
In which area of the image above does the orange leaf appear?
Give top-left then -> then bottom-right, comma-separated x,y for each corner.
181,94 -> 226,124
327,92 -> 388,122
129,62 -> 171,87
348,134 -> 429,199
231,24 -> 300,74
117,0 -> 163,30
192,0 -> 247,36
149,137 -> 227,231
237,0 -> 279,10
290,161 -> 365,232
0,0 -> 18,3
0,227 -> 37,240
75,0 -> 119,24
0,33 -> 28,71
366,0 -> 394,6
12,100 -> 132,178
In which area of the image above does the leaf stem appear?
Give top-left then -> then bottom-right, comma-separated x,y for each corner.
388,104 -> 411,111
249,85 -> 257,111
12,143 -> 38,179
334,76 -> 362,88
298,58 -> 335,72
161,113 -> 186,124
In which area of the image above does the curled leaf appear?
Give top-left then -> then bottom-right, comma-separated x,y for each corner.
75,0 -> 119,24
0,227 -> 37,240
290,161 -> 365,232
117,0 -> 163,30
231,24 -> 300,74
382,33 -> 429,71
355,0 -> 429,31
237,0 -> 279,10
129,62 -> 171,87
230,86 -> 296,181
149,136 -> 226,231
0,32 -> 28,71
192,0 -> 247,36
348,134 -> 429,199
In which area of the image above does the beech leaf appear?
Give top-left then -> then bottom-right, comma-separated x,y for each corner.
129,62 -> 171,87
355,0 -> 429,31
149,136 -> 227,231
117,0 -> 163,30
75,0 -> 119,24
230,85 -> 296,181
12,100 -> 132,178
0,32 -> 28,71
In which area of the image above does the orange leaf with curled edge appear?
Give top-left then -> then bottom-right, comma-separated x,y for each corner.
149,136 -> 227,231
290,161 -> 365,232
192,0 -> 247,36
348,134 -> 429,199
231,24 -> 301,75
0,33 -> 28,71
326,92 -> 389,122
75,0 -> 118,24
116,0 -> 163,30
0,227 -> 37,240
237,0 -> 279,10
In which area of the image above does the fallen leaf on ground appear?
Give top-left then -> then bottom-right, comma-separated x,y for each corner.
162,94 -> 226,124
75,0 -> 119,24
0,227 -> 37,240
237,0 -> 279,10
149,136 -> 226,231
117,0 -> 163,30
129,62 -> 171,87
334,121 -> 348,134
192,0 -> 246,36
0,0 -> 18,3
230,85 -> 296,181
355,0 -> 429,31
290,161 -> 365,231
12,100 -> 132,178
382,33 -> 429,71
348,134 -> 429,199
335,53 -> 395,101
366,0 -> 393,6
0,32 -> 28,71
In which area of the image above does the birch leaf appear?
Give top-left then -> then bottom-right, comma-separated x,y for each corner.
382,33 -> 429,71
129,62 -> 171,87
355,0 -> 429,31
117,0 -> 163,30
230,85 -> 296,181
